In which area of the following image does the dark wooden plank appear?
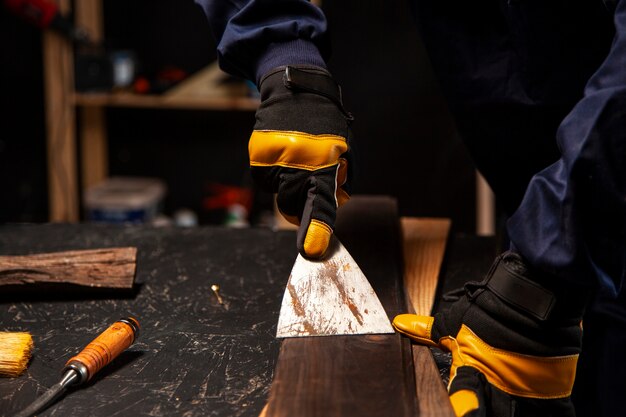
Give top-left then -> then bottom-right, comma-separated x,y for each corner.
264,196 -> 417,417
412,345 -> 455,417
0,247 -> 136,289
400,218 -> 455,417
267,335 -> 414,417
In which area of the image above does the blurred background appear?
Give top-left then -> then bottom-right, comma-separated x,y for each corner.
0,0 -> 480,232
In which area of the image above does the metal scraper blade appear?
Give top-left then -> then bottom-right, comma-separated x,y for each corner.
276,236 -> 394,338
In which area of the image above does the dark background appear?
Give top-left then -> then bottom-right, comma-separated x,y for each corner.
0,0 -> 476,230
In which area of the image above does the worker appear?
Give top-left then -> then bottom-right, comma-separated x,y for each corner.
195,1 -> 626,416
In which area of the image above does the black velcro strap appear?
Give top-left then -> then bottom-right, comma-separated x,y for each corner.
283,66 -> 353,120
487,262 -> 556,321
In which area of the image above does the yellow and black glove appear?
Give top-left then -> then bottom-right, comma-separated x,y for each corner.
394,252 -> 588,417
249,66 -> 353,258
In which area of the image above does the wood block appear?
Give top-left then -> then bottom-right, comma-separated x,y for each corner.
0,247 -> 137,289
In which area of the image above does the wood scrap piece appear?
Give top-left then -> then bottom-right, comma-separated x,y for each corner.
401,217 -> 454,417
0,247 -> 137,289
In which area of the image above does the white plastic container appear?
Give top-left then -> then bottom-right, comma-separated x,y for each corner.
84,177 -> 167,223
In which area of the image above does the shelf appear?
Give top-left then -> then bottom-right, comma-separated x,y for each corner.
73,63 -> 259,111
44,0 -> 260,222
73,92 -> 259,111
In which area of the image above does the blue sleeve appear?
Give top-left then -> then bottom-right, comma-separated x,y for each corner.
195,0 -> 328,84
507,0 -> 626,295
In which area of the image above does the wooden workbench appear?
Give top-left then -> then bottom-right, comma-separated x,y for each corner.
0,197 -> 492,416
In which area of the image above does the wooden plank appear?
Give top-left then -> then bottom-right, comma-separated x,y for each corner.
75,0 -> 108,190
412,345 -> 455,417
43,0 -> 79,222
79,106 -> 108,189
73,91 -> 260,111
74,0 -> 103,42
401,218 -> 451,316
74,61 -> 259,111
0,247 -> 137,289
266,335 -> 414,417
263,196 -> 417,417
400,218 -> 454,417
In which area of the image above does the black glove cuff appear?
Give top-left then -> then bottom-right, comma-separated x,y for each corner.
476,252 -> 589,322
259,66 -> 353,121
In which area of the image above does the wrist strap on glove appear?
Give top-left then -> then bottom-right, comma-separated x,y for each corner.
282,66 -> 354,121
466,252 -> 589,322
259,66 -> 354,121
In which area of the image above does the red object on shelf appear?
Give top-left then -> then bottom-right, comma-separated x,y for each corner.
203,183 -> 252,212
4,0 -> 58,29
133,76 -> 151,94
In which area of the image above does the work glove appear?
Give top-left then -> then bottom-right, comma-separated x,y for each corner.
249,65 -> 354,258
393,252 -> 588,417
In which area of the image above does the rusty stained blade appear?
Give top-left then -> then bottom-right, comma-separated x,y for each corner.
276,236 -> 394,338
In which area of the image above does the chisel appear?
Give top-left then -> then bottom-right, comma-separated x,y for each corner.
13,317 -> 140,417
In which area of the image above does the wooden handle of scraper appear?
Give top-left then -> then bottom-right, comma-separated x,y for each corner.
65,317 -> 140,383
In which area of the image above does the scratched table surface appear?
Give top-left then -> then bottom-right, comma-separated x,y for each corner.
0,224 -> 296,417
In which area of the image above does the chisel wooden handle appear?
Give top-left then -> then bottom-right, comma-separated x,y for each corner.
64,317 -> 140,384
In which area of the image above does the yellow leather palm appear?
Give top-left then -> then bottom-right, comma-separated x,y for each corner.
250,129 -> 350,258
249,130 -> 348,171
393,314 -> 578,399
251,66 -> 354,259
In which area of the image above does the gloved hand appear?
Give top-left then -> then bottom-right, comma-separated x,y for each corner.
249,65 -> 353,258
393,252 -> 588,417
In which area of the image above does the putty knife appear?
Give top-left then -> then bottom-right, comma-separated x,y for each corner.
276,236 -> 394,338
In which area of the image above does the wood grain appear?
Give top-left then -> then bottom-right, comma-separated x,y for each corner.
401,218 -> 454,417
401,218 -> 451,316
266,335 -> 415,417
412,345 -> 454,417
0,247 -> 136,289
263,197 -> 416,417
